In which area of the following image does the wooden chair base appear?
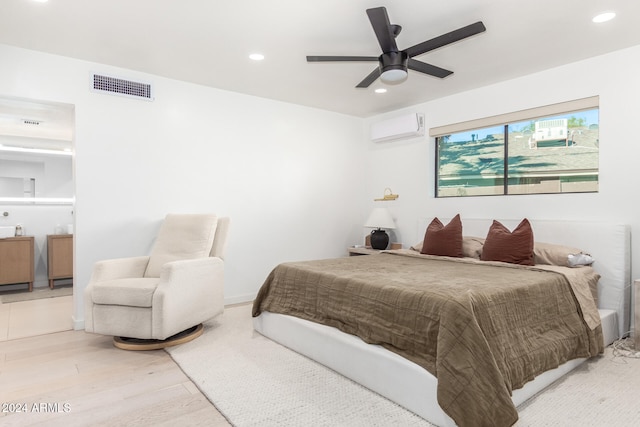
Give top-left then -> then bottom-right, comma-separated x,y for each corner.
113,323 -> 204,351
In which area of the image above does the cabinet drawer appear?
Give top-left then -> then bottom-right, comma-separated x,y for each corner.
0,237 -> 34,286
48,234 -> 73,280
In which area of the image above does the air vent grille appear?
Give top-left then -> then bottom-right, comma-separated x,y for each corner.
92,74 -> 154,101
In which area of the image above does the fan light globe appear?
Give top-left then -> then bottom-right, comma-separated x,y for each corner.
380,69 -> 408,84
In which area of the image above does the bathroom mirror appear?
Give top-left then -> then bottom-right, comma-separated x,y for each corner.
0,96 -> 74,204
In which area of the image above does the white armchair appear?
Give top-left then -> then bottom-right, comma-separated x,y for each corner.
84,214 -> 229,349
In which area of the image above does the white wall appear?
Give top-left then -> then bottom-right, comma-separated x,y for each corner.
0,154 -> 73,198
364,44 -> 640,284
0,44 -> 368,328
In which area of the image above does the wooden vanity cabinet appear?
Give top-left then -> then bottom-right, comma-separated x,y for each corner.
47,234 -> 73,289
0,236 -> 35,292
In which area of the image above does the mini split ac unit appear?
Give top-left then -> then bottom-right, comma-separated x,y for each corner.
370,113 -> 425,143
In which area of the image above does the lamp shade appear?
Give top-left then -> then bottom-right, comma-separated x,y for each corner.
364,208 -> 396,230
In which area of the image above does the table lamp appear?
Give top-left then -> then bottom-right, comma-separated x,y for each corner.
364,208 -> 396,250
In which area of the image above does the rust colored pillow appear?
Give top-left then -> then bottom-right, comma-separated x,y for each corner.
420,214 -> 463,257
481,219 -> 534,265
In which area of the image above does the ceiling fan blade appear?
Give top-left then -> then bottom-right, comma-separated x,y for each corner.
405,21 -> 486,58
408,59 -> 453,79
366,7 -> 398,53
307,55 -> 378,62
356,67 -> 381,88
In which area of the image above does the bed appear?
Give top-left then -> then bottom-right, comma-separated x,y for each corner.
252,219 -> 630,427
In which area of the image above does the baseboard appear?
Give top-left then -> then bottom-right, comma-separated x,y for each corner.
224,293 -> 255,306
73,315 -> 85,331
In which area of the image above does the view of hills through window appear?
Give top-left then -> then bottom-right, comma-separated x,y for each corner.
436,108 -> 599,197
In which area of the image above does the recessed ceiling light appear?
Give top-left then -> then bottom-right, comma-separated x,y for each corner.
249,53 -> 265,61
374,88 -> 387,94
592,12 -> 616,23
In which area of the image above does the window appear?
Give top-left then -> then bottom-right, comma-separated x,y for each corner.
433,98 -> 599,197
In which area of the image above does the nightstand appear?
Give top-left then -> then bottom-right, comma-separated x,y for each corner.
348,247 -> 382,256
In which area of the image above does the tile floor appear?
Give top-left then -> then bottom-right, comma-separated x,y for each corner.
0,295 -> 73,341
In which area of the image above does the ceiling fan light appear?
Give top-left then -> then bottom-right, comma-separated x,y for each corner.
380,69 -> 408,84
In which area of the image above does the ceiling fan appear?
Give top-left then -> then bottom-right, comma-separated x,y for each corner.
306,7 -> 486,88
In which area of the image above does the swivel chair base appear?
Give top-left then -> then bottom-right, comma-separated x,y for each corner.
113,323 -> 204,350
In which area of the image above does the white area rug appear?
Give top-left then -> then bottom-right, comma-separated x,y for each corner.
516,339 -> 640,426
167,304 -> 640,426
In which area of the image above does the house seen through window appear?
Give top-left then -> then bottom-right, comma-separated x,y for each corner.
436,108 -> 599,197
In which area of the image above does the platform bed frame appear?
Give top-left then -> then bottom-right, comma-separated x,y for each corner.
253,220 -> 630,426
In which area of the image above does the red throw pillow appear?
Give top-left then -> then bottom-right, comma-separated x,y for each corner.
481,219 -> 534,265
420,214 -> 463,257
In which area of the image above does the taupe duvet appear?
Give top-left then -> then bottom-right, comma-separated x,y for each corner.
252,251 -> 603,427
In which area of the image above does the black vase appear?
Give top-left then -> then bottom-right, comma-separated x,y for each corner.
370,228 -> 389,250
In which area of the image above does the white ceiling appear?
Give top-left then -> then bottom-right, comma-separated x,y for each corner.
0,96 -> 74,150
1,0 -> 639,118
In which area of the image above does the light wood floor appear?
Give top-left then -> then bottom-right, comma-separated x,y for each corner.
0,295 -> 74,342
0,295 -> 230,426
